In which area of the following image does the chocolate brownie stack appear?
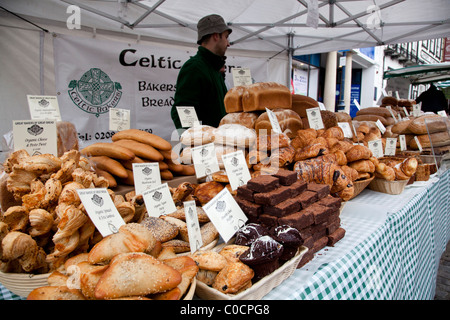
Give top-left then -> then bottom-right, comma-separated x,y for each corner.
234,169 -> 346,268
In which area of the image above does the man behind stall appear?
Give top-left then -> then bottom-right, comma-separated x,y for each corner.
171,14 -> 232,130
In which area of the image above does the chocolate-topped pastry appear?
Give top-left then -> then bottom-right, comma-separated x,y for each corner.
246,175 -> 280,193
272,225 -> 304,261
234,223 -> 269,246
239,235 -> 284,281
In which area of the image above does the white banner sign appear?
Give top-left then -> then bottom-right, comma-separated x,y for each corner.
53,34 -> 268,149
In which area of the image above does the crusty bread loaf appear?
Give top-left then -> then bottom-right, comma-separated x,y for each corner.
213,124 -> 257,148
180,125 -> 216,146
409,131 -> 450,149
291,94 -> 319,117
224,86 -> 246,113
81,142 -> 135,161
391,119 -> 413,134
254,108 -> 302,138
335,111 -> 352,123
353,114 -> 388,126
381,96 -> 398,106
89,156 -> 128,178
219,112 -> 259,129
242,82 -> 292,112
407,114 -> 450,135
356,106 -> 398,118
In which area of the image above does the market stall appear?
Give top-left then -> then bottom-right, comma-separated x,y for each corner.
1,0 -> 450,302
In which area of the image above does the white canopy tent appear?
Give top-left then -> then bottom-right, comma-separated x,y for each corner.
384,62 -> 450,84
2,0 -> 450,56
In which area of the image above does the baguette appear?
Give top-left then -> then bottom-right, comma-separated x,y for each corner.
81,142 -> 135,160
89,156 -> 128,178
112,129 -> 172,151
94,168 -> 117,188
113,139 -> 164,162
161,169 -> 174,180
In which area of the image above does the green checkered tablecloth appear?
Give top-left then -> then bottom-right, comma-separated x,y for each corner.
1,170 -> 449,300
264,169 -> 449,300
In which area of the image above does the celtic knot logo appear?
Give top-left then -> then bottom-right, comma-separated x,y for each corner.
38,99 -> 49,107
91,194 -> 104,207
231,156 -> 239,166
27,124 -> 44,136
152,191 -> 162,201
68,68 -> 122,117
142,167 -> 152,176
216,200 -> 226,212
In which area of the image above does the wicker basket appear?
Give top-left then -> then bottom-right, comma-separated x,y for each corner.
368,178 -> 409,195
195,246 -> 308,300
0,271 -> 50,298
349,176 -> 374,200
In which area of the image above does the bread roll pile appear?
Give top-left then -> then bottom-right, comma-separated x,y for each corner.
353,106 -> 398,127
179,124 -> 255,169
27,223 -> 199,300
80,129 -> 195,187
390,114 -> 450,150
381,96 -> 415,117
0,149 -> 145,273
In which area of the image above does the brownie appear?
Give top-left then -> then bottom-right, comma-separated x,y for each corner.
302,235 -> 315,249
287,180 -> 307,197
278,209 -> 314,230
304,203 -> 333,225
263,198 -> 300,217
259,214 -> 278,228
310,221 -> 328,241
299,226 -> 313,239
327,227 -> 346,246
246,175 -> 280,193
307,183 -> 331,199
272,169 -> 297,186
234,196 -> 262,218
236,185 -> 255,202
253,185 -> 291,206
294,191 -> 318,209
326,220 -> 340,235
297,250 -> 314,268
318,195 -> 342,210
311,236 -> 328,254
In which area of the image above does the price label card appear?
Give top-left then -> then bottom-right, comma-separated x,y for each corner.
438,110 -> 447,117
385,137 -> 397,156
395,91 -> 400,100
27,95 -> 61,121
318,102 -> 326,111
222,150 -> 252,191
77,188 -> 125,237
142,183 -> 177,217
231,67 -> 252,86
265,108 -> 282,134
191,143 -> 220,178
414,136 -> 423,152
385,105 -> 398,123
13,120 -> 57,156
412,104 -> 421,117
109,108 -> 130,131
202,188 -> 248,243
399,135 -> 407,151
338,122 -> 353,138
176,106 -> 200,128
375,119 -> 386,134
306,107 -> 324,130
133,162 -> 161,196
368,139 -> 384,158
184,200 -> 203,253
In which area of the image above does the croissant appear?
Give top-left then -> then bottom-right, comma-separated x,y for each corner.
374,162 -> 396,181
270,145 -> 295,167
333,150 -> 348,166
291,128 -> 317,149
345,145 -> 372,162
348,159 -> 375,173
294,143 -> 328,161
320,126 -> 344,140
400,157 -> 418,177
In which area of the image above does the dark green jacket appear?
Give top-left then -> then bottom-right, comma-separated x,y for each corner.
171,46 -> 227,129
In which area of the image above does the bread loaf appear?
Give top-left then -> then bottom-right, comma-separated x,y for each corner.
56,121 -> 79,157
180,125 -> 216,146
81,142 -> 135,161
213,124 -> 257,148
381,96 -> 398,106
89,156 -> 128,178
356,106 -> 398,118
242,82 -> 292,112
353,114 -> 388,126
254,108 -> 303,138
409,131 -> 450,149
112,129 -> 172,151
219,112 -> 259,129
113,139 -> 164,162
407,114 -> 450,135
291,94 -> 319,117
224,86 -> 246,113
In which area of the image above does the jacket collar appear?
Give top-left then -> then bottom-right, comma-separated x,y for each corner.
198,46 -> 225,71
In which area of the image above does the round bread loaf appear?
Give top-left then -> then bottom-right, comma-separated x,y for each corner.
335,111 -> 352,123
213,124 -> 257,148
356,106 -> 398,118
219,112 -> 259,129
254,108 -> 303,138
381,96 -> 398,106
180,125 -> 216,146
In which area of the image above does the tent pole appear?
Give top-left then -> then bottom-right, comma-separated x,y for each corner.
288,33 -> 294,90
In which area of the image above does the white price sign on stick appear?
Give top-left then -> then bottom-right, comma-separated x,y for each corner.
306,107 -> 324,130
222,150 -> 252,191
191,143 -> 220,178
77,188 -> 125,237
202,188 -> 248,242
142,183 -> 177,217
184,200 -> 203,253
